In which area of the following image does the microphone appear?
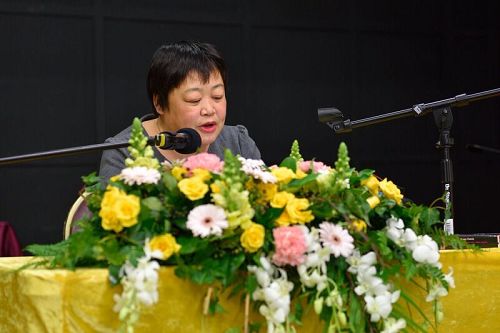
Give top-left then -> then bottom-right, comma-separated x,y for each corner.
152,128 -> 202,154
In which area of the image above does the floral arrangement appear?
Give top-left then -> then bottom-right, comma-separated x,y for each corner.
27,118 -> 464,333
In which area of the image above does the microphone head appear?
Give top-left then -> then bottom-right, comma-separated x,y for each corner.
175,128 -> 202,154
318,107 -> 343,124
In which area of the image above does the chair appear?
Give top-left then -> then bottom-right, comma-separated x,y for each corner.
64,193 -> 91,240
0,221 -> 23,256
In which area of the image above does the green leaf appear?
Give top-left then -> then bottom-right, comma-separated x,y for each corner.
100,238 -> 126,266
245,274 -> 258,294
348,291 -> 365,332
177,236 -> 209,254
419,206 -> 441,232
279,156 -> 297,172
249,323 -> 262,333
142,197 -> 163,211
256,207 -> 283,228
310,202 -> 336,220
344,188 -> 370,221
286,173 -> 318,189
81,172 -> 101,187
108,265 -> 122,285
349,168 -> 374,186
162,172 -> 179,192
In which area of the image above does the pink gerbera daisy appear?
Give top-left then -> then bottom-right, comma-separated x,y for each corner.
318,222 -> 354,258
186,204 -> 228,238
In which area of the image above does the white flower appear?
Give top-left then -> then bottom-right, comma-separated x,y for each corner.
385,217 -> 405,245
120,166 -> 161,185
124,257 -> 159,285
318,222 -> 354,258
249,256 -> 293,330
381,317 -> 406,333
298,265 -> 327,289
444,267 -> 455,289
347,250 -> 377,274
186,204 -> 228,238
238,157 -> 277,183
412,235 -> 440,266
354,269 -> 388,297
402,229 -> 417,250
426,282 -> 448,302
365,293 -> 393,322
424,269 -> 453,302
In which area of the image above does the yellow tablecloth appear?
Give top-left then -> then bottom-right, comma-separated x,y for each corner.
1,249 -> 499,332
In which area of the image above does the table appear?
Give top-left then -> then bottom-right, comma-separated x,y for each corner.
1,249 -> 499,332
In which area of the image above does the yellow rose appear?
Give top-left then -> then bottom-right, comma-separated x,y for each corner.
178,177 -> 209,201
240,223 -> 265,253
295,168 -> 307,179
275,210 -> 291,227
100,185 -> 119,207
350,219 -> 367,232
110,175 -> 121,182
257,182 -> 278,203
270,191 -> 294,208
379,178 -> 403,205
271,167 -> 296,184
100,207 -> 122,232
367,195 -> 381,209
362,175 -> 379,195
99,186 -> 140,232
171,166 -> 187,181
210,182 -> 222,194
286,197 -> 314,224
192,168 -> 211,182
115,194 -> 140,228
149,233 -> 181,260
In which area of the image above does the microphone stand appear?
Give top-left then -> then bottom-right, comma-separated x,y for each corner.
0,139 -> 156,166
318,87 -> 500,234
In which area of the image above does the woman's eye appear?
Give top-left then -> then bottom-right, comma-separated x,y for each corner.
213,95 -> 224,101
186,99 -> 201,104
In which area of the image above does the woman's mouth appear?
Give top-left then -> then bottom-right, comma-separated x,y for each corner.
199,122 -> 217,133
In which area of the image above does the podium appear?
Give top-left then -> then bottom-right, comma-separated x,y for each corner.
1,249 -> 500,332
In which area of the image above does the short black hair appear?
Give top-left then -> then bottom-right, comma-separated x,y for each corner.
147,41 -> 226,115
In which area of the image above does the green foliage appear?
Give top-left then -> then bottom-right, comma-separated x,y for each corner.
280,156 -> 298,172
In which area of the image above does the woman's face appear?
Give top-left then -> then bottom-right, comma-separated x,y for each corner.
156,70 -> 227,151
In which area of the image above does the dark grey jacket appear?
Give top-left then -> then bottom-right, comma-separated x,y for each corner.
99,115 -> 261,181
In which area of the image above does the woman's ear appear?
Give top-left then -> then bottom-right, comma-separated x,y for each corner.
153,94 -> 166,115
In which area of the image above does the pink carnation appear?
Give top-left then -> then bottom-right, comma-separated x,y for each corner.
272,226 -> 307,266
183,153 -> 223,172
299,160 -> 329,173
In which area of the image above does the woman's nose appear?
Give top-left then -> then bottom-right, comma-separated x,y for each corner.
200,100 -> 215,116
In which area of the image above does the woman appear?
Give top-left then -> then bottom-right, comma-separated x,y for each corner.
99,41 -> 261,181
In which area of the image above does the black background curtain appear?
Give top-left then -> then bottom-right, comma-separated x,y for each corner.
1,0 -> 499,248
